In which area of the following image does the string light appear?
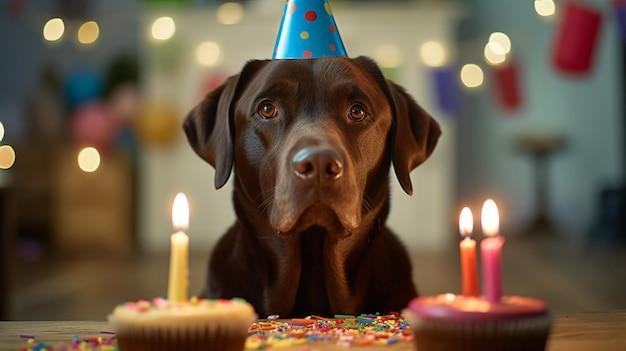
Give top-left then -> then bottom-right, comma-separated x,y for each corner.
77,147 -> 101,173
420,41 -> 447,67
489,32 -> 511,54
535,0 -> 556,17
43,18 -> 64,42
484,42 -> 506,65
217,2 -> 244,25
460,64 -> 484,88
0,145 -> 16,169
151,16 -> 175,41
196,41 -> 221,66
375,44 -> 403,68
77,21 -> 100,45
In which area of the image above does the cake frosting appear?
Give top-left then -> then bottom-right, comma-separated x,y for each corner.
109,297 -> 257,330
109,296 -> 257,351
406,293 -> 549,321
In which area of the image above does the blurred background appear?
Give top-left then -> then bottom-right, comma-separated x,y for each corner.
1,0 -> 625,320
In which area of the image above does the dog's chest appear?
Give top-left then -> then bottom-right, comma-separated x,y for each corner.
290,227 -> 332,316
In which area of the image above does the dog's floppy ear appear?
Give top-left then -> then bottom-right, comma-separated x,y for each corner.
183,60 -> 269,189
183,75 -> 239,189
351,56 -> 441,195
388,81 -> 441,195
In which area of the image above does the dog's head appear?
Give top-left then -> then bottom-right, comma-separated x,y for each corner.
184,56 -> 440,235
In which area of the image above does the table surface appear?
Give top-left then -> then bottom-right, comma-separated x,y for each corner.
0,311 -> 624,351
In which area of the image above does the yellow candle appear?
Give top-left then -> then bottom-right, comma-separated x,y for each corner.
167,192 -> 189,303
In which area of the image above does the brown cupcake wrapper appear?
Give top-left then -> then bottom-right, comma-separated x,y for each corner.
404,311 -> 553,351
115,325 -> 248,351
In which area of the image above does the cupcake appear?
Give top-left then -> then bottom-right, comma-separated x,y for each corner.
108,296 -> 257,351
403,293 -> 552,351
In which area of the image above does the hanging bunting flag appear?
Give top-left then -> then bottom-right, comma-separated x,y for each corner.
552,0 -> 603,75
492,60 -> 522,111
613,0 -> 626,41
432,65 -> 461,115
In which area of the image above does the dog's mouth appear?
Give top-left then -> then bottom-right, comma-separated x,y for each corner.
293,203 -> 353,236
270,192 -> 361,235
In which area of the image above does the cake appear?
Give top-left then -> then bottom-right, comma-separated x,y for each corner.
403,293 -> 552,351
108,296 -> 257,351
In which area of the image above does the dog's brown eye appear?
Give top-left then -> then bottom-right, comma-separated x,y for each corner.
349,104 -> 366,121
258,102 -> 278,119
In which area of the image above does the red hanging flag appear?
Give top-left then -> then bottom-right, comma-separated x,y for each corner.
552,0 -> 603,75
493,60 -> 523,111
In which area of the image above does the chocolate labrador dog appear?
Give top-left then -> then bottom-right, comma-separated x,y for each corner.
184,56 -> 440,318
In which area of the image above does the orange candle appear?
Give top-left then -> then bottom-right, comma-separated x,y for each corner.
459,207 -> 479,296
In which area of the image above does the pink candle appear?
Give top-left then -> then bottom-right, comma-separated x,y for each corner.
459,207 -> 479,296
480,199 -> 504,303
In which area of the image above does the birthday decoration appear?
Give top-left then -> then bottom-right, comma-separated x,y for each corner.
65,68 -> 103,109
492,60 -> 523,111
613,0 -> 626,40
273,0 -> 347,59
552,0 -> 603,75
70,101 -> 118,151
432,65 -> 461,115
135,101 -> 179,145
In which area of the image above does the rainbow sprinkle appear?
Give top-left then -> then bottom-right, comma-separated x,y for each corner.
15,313 -> 413,350
16,333 -> 118,351
245,312 -> 414,349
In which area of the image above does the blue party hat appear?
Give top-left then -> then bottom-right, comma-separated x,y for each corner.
273,0 -> 347,59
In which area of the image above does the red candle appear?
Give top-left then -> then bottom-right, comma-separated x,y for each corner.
459,207 -> 478,296
481,199 -> 504,303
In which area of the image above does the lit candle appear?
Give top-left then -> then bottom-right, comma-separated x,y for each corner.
459,207 -> 479,296
480,198 -> 504,303
167,192 -> 189,303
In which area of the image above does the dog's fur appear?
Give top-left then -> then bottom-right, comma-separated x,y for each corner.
184,56 -> 440,318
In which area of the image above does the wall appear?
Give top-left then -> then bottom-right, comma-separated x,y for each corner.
138,1 -> 461,253
456,0 -> 623,239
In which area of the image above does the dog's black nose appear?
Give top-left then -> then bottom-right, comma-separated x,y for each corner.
293,147 -> 343,185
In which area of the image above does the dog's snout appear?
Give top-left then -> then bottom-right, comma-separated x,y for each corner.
293,147 -> 343,185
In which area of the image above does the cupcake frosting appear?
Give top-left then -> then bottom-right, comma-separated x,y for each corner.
109,297 -> 257,331
406,293 -> 549,322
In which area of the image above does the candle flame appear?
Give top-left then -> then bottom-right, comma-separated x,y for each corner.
172,192 -> 189,232
481,198 -> 499,237
459,207 -> 473,238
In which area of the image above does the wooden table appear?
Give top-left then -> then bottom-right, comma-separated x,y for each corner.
0,311 -> 624,350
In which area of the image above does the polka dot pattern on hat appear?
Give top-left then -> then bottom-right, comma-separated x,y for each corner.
273,0 -> 347,59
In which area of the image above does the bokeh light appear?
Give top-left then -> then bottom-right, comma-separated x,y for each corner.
43,18 -> 65,42
484,42 -> 506,65
217,2 -> 244,25
196,41 -> 221,66
151,16 -> 176,41
77,147 -> 101,173
489,32 -> 511,54
375,44 -> 403,68
0,122 -> 4,143
77,21 -> 100,44
420,41 -> 447,67
460,64 -> 484,88
535,0 -> 556,17
0,145 -> 16,169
